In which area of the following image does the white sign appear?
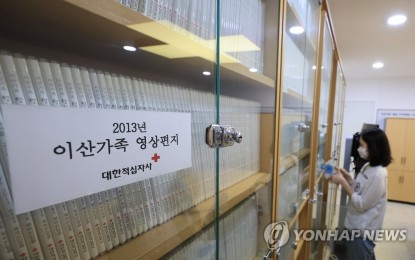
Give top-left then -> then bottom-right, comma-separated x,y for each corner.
2,104 -> 192,214
376,109 -> 415,129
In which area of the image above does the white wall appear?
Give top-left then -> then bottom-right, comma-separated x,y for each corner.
340,77 -> 415,166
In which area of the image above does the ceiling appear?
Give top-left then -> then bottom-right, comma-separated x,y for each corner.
326,0 -> 415,81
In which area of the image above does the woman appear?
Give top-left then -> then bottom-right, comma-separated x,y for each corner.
331,128 -> 392,260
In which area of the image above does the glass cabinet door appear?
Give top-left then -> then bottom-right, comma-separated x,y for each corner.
0,1 -> 223,259
315,18 -> 334,179
278,0 -> 320,224
331,63 -> 344,164
0,1 -> 268,259
218,0 -> 279,259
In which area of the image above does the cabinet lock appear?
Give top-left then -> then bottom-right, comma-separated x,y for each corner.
205,124 -> 243,148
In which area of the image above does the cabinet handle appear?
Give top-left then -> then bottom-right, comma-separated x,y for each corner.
401,157 -> 404,164
292,241 -> 298,250
296,123 -> 310,132
399,176 -> 402,183
403,157 -> 406,164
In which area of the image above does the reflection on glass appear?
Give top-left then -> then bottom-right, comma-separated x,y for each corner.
278,0 -> 320,222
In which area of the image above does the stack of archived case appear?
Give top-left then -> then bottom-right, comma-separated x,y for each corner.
117,0 -> 265,74
164,195 -> 258,260
0,49 -> 260,259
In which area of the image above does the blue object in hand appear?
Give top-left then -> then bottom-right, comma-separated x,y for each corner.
324,164 -> 334,174
322,163 -> 334,179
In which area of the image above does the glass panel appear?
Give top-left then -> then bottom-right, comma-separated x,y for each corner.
164,195 -> 258,259
331,63 -> 343,164
310,183 -> 337,259
308,201 -> 340,259
278,0 -> 320,223
337,77 -> 346,166
218,0 -> 279,258
0,1 -> 221,259
278,220 -> 299,259
315,19 -> 334,179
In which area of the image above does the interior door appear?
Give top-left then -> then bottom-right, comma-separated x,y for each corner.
385,118 -> 406,171
402,171 -> 415,203
403,119 -> 415,171
387,170 -> 404,201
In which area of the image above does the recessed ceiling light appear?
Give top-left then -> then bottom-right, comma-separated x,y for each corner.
289,26 -> 305,34
312,65 -> 317,70
372,62 -> 384,69
202,71 -> 211,76
387,14 -> 407,26
249,68 -> 258,73
123,45 -> 137,52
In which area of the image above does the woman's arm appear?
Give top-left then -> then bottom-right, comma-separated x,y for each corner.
331,173 -> 353,197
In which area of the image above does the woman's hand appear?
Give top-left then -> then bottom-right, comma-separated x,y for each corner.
331,172 -> 346,185
330,172 -> 353,197
335,167 -> 353,183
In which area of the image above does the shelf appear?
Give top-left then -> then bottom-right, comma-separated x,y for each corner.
279,148 -> 311,175
283,88 -> 313,109
0,0 -> 275,91
97,172 -> 271,260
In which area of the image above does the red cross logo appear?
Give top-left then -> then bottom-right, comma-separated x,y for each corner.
151,153 -> 160,162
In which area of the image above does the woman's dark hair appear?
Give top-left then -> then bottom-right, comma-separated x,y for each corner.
361,128 -> 392,167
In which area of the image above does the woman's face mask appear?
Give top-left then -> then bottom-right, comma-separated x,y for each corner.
357,146 -> 369,159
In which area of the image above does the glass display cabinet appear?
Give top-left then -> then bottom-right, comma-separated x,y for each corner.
277,0 -> 347,259
0,0 -> 345,259
309,7 -> 346,260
